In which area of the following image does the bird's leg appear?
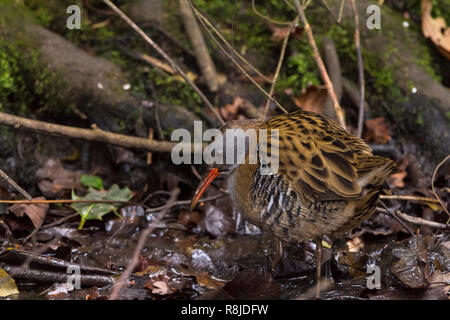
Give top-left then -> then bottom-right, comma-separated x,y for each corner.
315,237 -> 322,299
271,239 -> 284,270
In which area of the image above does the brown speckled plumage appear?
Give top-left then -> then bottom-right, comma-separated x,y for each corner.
226,110 -> 396,242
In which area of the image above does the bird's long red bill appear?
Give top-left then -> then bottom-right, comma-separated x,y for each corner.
189,168 -> 220,212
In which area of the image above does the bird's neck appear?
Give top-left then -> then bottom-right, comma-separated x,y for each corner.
227,163 -> 258,221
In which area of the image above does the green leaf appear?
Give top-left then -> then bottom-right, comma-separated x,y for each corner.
71,184 -> 133,229
80,174 -> 103,190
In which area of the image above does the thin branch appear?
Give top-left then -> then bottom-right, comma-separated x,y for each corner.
337,0 -> 346,23
102,0 -> 225,126
431,154 -> 450,218
264,18 -> 298,118
186,0 -> 273,84
0,111 -> 182,153
251,0 -> 292,25
109,187 -> 180,300
293,0 -> 346,129
179,0 -> 219,92
380,194 -> 441,205
0,168 -> 32,200
379,201 -> 414,235
350,0 -> 365,138
377,208 -> 449,230
0,198 -> 150,207
192,4 -> 288,114
320,0 -> 340,24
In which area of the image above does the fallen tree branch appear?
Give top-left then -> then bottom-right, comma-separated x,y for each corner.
179,0 -> 219,92
0,111 -> 178,153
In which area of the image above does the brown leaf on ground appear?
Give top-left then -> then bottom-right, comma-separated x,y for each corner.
422,0 -> 450,59
9,197 -> 49,228
364,117 -> 391,144
389,171 -> 408,188
391,236 -> 429,289
144,279 -> 173,295
291,85 -> 328,115
35,159 -> 82,197
195,272 -> 226,290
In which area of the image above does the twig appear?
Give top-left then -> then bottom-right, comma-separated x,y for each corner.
40,212 -> 79,230
264,18 -> 298,118
0,111 -> 181,153
377,208 -> 449,230
147,81 -> 164,141
378,201 -> 414,235
192,5 -> 288,114
109,187 -> 180,300
350,0 -> 365,138
0,198 -> 149,207
293,0 -> 346,129
178,0 -> 219,92
431,154 -> 450,218
319,0 -> 340,24
252,0 -> 292,25
130,50 -> 176,74
380,195 -> 441,205
0,168 -> 32,200
337,0 -> 346,23
102,0 -> 225,126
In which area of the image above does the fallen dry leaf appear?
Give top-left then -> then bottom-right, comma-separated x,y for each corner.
195,272 -> 226,290
150,281 -> 170,295
291,85 -> 328,115
9,197 -> 49,228
389,171 -> 408,188
421,0 -> 450,59
0,268 -> 19,297
36,159 -> 82,197
364,117 -> 391,144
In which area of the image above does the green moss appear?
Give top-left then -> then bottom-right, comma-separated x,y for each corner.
275,40 -> 321,95
0,34 -> 64,115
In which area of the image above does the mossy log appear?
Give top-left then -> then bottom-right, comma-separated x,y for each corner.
329,0 -> 449,161
0,1 -> 199,134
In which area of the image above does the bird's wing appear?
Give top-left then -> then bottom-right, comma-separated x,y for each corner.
260,111 -> 374,202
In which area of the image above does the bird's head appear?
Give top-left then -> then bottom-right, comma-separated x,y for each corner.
189,119 -> 264,211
